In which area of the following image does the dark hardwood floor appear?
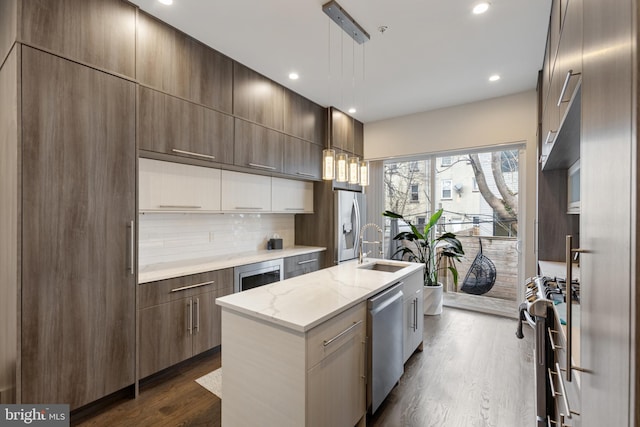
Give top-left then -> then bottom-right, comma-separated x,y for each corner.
73,308 -> 534,427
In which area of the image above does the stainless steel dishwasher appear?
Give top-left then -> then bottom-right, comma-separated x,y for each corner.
367,282 -> 404,414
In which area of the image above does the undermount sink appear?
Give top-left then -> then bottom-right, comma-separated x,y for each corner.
358,262 -> 407,273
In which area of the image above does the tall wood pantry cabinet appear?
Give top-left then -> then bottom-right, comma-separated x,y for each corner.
0,37 -> 136,413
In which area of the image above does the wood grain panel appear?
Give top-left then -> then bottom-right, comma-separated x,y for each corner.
537,169 -> 579,262
295,181 -> 336,269
21,0 -> 136,77
136,12 -> 233,113
20,47 -> 136,409
581,0 -> 636,425
283,136 -> 322,180
0,47 -> 18,404
233,62 -> 284,131
0,0 -> 17,66
138,86 -> 234,165
330,107 -> 354,154
138,270 -> 228,309
283,88 -> 326,145
234,119 -> 284,172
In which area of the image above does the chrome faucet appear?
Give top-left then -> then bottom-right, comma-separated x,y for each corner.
359,223 -> 384,263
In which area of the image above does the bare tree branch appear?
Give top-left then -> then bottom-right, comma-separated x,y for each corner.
468,154 -> 515,221
491,152 -> 518,217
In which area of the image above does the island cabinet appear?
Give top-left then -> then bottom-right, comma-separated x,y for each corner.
138,86 -> 234,165
20,46 -> 136,409
402,271 -> 424,363
20,0 -> 136,78
283,252 -> 324,279
220,302 -> 366,427
136,11 -> 233,114
138,269 -> 233,379
234,119 -> 285,173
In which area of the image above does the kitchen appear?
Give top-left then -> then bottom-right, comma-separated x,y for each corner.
0,0 -> 637,426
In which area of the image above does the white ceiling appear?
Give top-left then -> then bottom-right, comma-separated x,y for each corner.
130,0 -> 551,123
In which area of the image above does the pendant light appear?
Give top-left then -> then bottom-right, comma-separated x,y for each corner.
322,148 -> 336,180
348,156 -> 360,184
359,160 -> 369,186
336,152 -> 348,182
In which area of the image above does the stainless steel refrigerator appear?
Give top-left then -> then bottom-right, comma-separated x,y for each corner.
335,190 -> 365,263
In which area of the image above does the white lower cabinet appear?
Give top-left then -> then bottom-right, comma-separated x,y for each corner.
402,270 -> 424,363
271,177 -> 313,213
220,170 -> 271,212
139,158 -> 221,212
221,302 -> 366,427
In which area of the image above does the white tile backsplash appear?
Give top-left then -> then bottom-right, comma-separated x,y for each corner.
138,213 -> 295,267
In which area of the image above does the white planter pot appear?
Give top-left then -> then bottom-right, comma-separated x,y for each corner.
423,283 -> 443,315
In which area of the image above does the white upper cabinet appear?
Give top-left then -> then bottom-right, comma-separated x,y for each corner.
139,158 -> 221,212
220,170 -> 271,212
271,177 -> 313,213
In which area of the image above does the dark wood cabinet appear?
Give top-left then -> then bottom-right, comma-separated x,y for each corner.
233,62 -> 284,131
284,136 -> 322,180
20,46 -> 136,409
138,269 -> 232,379
234,119 -> 284,173
283,252 -> 324,279
21,0 -> 136,78
329,107 -> 363,158
136,12 -> 233,113
138,86 -> 234,165
284,88 -> 326,145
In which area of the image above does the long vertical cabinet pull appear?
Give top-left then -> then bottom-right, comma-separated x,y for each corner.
195,298 -> 200,332
128,220 -> 135,275
565,235 -> 586,381
188,300 -> 193,335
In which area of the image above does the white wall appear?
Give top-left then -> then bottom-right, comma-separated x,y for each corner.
364,90 -> 538,281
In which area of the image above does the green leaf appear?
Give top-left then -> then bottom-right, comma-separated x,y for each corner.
382,210 -> 404,219
448,266 -> 459,286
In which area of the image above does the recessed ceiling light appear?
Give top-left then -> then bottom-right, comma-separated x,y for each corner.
473,2 -> 490,14
289,72 -> 299,80
489,74 -> 501,82
158,0 -> 173,4
348,108 -> 357,114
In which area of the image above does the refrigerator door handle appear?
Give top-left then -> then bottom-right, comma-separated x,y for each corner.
353,197 -> 361,250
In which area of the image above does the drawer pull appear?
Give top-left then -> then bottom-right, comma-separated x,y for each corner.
170,280 -> 215,293
547,328 -> 563,351
296,171 -> 315,177
249,162 -> 276,170
172,148 -> 215,160
323,320 -> 363,348
297,259 -> 318,265
158,205 -> 202,209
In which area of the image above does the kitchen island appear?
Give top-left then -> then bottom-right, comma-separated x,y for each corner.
216,258 -> 424,427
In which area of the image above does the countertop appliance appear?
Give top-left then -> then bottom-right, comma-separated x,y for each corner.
336,190 -> 365,263
233,259 -> 283,293
367,282 -> 404,414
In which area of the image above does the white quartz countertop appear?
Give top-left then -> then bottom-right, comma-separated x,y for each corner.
138,246 -> 326,284
216,259 -> 424,333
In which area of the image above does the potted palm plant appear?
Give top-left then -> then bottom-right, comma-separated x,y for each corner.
383,208 -> 464,315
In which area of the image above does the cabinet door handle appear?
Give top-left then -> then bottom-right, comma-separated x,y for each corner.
414,297 -> 419,331
285,207 -> 305,211
323,320 -> 363,347
195,298 -> 200,332
544,130 -> 556,144
170,280 -> 215,293
158,205 -> 202,209
557,70 -> 580,106
128,221 -> 135,276
565,235 -> 586,381
248,162 -> 276,170
297,259 -> 318,265
296,171 -> 315,177
172,148 -> 215,160
187,299 -> 193,335
235,206 -> 263,210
